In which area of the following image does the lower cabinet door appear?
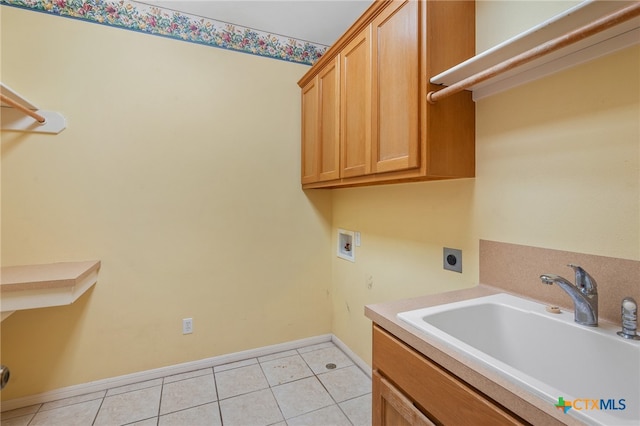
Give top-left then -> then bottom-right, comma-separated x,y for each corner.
373,370 -> 435,426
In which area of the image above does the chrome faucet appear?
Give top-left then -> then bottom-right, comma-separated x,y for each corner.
540,264 -> 598,326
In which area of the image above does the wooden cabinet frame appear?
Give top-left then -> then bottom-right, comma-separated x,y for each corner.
299,0 -> 475,189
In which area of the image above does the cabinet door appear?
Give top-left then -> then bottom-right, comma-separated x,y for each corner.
373,371 -> 435,426
301,58 -> 340,184
371,0 -> 420,174
301,77 -> 319,184
317,56 -> 340,181
340,28 -> 371,178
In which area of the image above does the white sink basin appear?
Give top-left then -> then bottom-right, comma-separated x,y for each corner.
398,293 -> 640,425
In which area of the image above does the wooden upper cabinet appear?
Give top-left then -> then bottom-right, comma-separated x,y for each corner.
340,29 -> 371,179
298,0 -> 475,189
301,57 -> 340,184
372,0 -> 419,174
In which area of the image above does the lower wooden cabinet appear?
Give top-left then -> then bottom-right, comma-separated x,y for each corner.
372,325 -> 529,426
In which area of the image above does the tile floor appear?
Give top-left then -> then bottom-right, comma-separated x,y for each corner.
1,342 -> 371,426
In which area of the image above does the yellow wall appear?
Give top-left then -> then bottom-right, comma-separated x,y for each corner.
2,1 -> 639,401
1,7 -> 332,399
475,0 -> 582,52
331,1 -> 640,365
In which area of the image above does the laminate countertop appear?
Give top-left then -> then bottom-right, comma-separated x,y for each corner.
365,285 -> 585,426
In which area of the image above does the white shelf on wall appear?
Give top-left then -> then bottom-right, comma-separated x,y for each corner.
1,260 -> 101,321
430,0 -> 640,101
1,83 -> 66,134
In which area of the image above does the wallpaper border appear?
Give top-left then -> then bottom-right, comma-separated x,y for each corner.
0,0 -> 328,66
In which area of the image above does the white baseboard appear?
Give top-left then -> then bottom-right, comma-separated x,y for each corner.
1,333 -> 371,413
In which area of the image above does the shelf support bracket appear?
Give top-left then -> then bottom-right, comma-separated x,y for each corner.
1,83 -> 66,134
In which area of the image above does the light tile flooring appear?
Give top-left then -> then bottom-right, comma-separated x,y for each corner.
1,342 -> 371,426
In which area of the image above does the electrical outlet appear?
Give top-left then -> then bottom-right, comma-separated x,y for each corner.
366,274 -> 373,289
443,247 -> 462,273
182,318 -> 193,334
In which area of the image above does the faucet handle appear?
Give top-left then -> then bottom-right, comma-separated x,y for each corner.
567,264 -> 597,293
617,297 -> 640,340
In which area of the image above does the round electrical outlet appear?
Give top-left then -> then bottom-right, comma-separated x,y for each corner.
443,248 -> 462,273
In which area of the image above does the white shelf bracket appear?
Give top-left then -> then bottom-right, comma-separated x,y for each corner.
1,83 -> 66,134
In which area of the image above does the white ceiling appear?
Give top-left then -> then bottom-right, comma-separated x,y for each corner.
139,1 -> 374,46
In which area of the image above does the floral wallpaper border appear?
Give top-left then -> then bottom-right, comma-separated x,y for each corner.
0,0 -> 328,65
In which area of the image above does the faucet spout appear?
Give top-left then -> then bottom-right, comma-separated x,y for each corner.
540,265 -> 598,327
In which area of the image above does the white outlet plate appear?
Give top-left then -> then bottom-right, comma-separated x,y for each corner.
182,318 -> 193,334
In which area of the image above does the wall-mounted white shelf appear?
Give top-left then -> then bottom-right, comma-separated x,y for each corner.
1,260 -> 101,321
431,0 -> 640,101
1,83 -> 66,134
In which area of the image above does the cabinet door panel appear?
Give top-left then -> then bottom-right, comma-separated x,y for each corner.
373,371 -> 435,426
372,0 -> 419,174
301,78 -> 319,184
341,29 -> 371,178
318,57 -> 340,181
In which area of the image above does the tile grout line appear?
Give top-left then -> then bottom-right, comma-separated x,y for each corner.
256,355 -> 287,425
90,394 -> 106,426
212,367 -> 224,426
24,408 -> 34,425
311,356 -> 355,426
312,346 -> 369,425
153,370 -> 219,422
296,345 -> 339,417
294,345 -> 350,424
156,375 -> 165,425
266,386 -> 285,425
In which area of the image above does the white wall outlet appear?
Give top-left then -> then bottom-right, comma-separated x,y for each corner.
182,318 -> 193,334
337,229 -> 355,262
443,247 -> 462,273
